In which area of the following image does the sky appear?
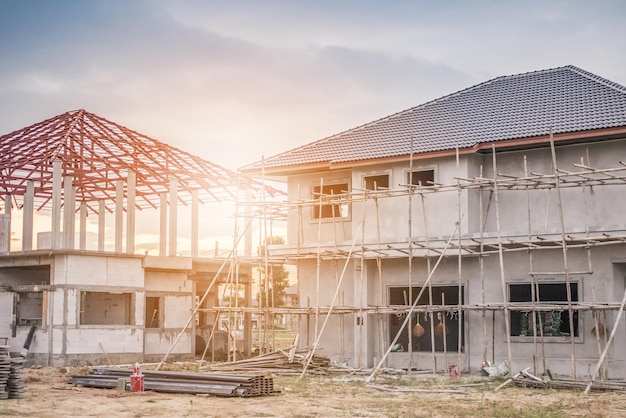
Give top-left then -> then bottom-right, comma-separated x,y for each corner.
1,0 -> 626,254
1,0 -> 625,172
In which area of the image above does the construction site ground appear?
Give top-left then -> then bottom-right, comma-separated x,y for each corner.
1,365 -> 626,417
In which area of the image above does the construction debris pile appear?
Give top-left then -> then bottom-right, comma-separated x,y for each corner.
69,368 -> 277,397
200,346 -> 331,374
496,368 -> 626,393
0,347 -> 26,400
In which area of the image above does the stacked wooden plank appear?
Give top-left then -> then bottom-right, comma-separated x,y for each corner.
200,346 -> 331,374
69,368 -> 277,397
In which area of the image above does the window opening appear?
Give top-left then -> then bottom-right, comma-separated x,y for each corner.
145,296 -> 160,328
364,174 -> 389,190
509,282 -> 579,337
16,292 -> 43,326
80,291 -> 133,325
407,169 -> 435,186
388,285 -> 464,352
312,182 -> 349,219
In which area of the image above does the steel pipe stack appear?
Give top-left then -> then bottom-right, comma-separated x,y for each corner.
69,368 -> 277,397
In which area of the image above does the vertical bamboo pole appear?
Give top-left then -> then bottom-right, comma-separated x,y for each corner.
441,292 -> 448,370
420,192 -> 436,373
407,136 -> 415,373
492,145 -> 513,374
455,148 -> 463,370
549,130 -> 577,379
479,165 -> 488,364
314,178 -> 324,345
374,184 -> 386,368
524,156 -> 544,375
580,156 -> 604,379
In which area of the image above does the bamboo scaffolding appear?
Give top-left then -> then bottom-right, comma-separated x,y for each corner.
210,141 -> 626,385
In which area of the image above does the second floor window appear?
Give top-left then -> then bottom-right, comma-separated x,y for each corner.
364,174 -> 390,190
312,182 -> 349,219
407,169 -> 434,187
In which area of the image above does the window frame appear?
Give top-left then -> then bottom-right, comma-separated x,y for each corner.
508,281 -> 581,341
311,181 -> 351,220
362,172 -> 391,191
387,285 -> 464,353
79,291 -> 135,326
145,295 -> 162,329
405,167 -> 436,187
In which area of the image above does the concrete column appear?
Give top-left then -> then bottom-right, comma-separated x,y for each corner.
126,171 -> 136,254
159,193 -> 167,256
244,186 -> 253,257
168,178 -> 178,257
244,280 -> 253,357
354,259 -> 367,368
63,176 -> 75,250
191,190 -> 198,258
98,200 -> 105,251
79,201 -> 87,250
22,181 -> 34,251
51,160 -> 62,249
115,180 -> 124,252
1,195 -> 10,252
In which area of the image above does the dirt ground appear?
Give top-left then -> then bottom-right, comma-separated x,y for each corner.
2,366 -> 626,417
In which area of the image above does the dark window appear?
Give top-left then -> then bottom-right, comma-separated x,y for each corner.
388,286 -> 464,353
407,169 -> 434,186
509,283 -> 579,337
364,174 -> 389,190
145,296 -> 161,328
312,183 -> 349,219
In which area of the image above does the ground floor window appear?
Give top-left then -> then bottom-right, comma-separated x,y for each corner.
509,282 -> 579,337
16,291 -> 44,326
388,285 -> 464,352
145,296 -> 161,328
80,291 -> 133,325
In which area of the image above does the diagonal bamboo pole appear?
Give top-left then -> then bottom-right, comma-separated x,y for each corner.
299,219 -> 365,378
584,285 -> 626,394
366,221 -> 460,383
156,215 -> 254,370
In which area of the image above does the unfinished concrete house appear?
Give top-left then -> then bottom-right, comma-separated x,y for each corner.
240,65 -> 626,381
0,110 -> 271,366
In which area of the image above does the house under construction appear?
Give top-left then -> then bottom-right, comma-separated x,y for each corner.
0,110 -> 277,366
239,65 -> 626,382
2,65 -> 626,385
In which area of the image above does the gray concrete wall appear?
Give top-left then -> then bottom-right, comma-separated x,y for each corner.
291,137 -> 626,378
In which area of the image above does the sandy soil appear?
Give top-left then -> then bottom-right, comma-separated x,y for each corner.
1,366 -> 626,417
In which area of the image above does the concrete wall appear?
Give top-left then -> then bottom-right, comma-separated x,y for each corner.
291,137 -> 626,378
53,254 -> 143,287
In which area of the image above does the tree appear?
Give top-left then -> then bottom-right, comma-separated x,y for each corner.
257,236 -> 290,308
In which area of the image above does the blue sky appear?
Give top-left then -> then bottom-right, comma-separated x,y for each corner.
1,0 -> 625,173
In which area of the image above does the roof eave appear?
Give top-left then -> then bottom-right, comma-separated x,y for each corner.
244,126 -> 626,176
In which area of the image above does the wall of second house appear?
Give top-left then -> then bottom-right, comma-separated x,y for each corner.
143,270 -> 193,356
477,138 -> 626,236
297,257 -> 357,364
287,169 -> 354,247
296,241 -> 626,377
465,245 -> 626,379
352,156 -> 475,244
287,156 -> 478,250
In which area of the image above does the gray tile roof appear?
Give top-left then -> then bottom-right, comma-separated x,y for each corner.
241,65 -> 626,172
